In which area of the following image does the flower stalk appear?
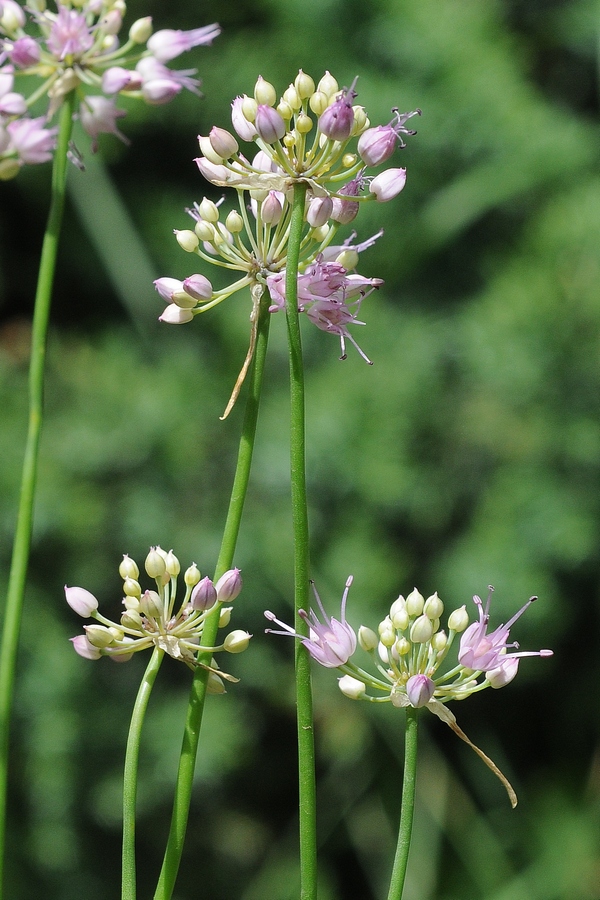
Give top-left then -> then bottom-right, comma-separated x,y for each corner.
386,707 -> 418,900
0,90 -> 74,897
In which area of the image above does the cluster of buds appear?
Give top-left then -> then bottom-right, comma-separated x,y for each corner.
66,547 -> 249,691
155,69 -> 420,411
0,0 -> 219,177
266,581 -> 552,804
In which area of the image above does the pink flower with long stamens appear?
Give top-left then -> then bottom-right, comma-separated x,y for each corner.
265,576 -> 357,668
458,587 -> 553,672
147,24 -> 221,63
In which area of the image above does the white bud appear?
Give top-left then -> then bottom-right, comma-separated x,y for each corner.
338,674 -> 366,700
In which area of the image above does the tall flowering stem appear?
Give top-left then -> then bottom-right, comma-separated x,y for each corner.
0,91 -> 74,894
122,647 -> 165,900
285,181 -> 318,900
387,708 -> 418,900
153,289 -> 272,900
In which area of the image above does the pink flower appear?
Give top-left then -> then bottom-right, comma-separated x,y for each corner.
79,96 -> 128,152
357,108 -> 421,166
265,576 -> 357,668
70,634 -> 102,660
102,66 -> 142,94
147,24 -> 221,63
7,117 -> 57,164
47,7 -> 94,60
65,586 -> 99,618
0,90 -> 25,115
136,58 -> 201,105
7,36 -> 40,68
458,588 -> 553,673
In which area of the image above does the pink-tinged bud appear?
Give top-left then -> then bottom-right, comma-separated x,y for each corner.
195,157 -> 231,184
358,125 -> 398,166
231,96 -> 258,141
9,36 -> 40,68
318,79 -> 358,142
215,568 -> 242,602
406,674 -> 435,708
129,16 -> 153,45
100,9 -> 122,35
70,634 -> 102,660
254,105 -> 286,144
102,66 -> 142,94
154,277 -> 182,302
0,1 -> 26,32
307,196 -> 333,228
183,273 -> 212,301
159,305 -> 194,324
209,126 -> 238,159
0,91 -> 26,116
369,167 -> 407,201
65,586 -> 99,618
7,117 -> 57,165
191,576 -> 217,610
487,658 -> 520,689
331,196 -> 359,224
198,133 -> 224,165
147,24 -> 221,63
261,191 -> 283,225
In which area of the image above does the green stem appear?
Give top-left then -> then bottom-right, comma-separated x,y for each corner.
122,647 -> 165,900
0,96 -> 74,898
153,285 -> 272,900
284,182 -> 317,900
386,707 -> 419,900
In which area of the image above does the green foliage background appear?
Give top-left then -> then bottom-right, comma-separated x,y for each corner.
1,0 -> 599,897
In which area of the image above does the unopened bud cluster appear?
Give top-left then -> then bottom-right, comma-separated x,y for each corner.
155,69 -> 420,385
0,1 -> 220,176
66,547 -> 248,687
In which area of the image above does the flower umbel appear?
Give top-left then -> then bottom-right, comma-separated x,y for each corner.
155,69 -> 419,411
265,581 -> 553,806
66,548 -> 248,687
0,2 -> 220,172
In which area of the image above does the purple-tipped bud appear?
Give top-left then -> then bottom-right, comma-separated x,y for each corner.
369,167 -> 407,202
307,196 -> 333,228
65,586 -> 99,618
318,79 -> 358,142
358,125 -> 398,166
191,576 -> 217,610
215,568 -> 242,602
254,105 -> 286,144
261,192 -> 283,225
406,674 -> 435,708
183,274 -> 212,301
209,126 -> 238,159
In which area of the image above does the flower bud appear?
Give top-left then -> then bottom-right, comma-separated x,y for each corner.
171,290 -> 197,310
119,554 -> 139,580
255,105 -> 286,143
218,607 -> 232,628
65,586 -> 98,618
175,230 -> 199,252
225,210 -> 244,233
261,192 -> 283,225
358,125 -> 397,166
231,96 -> 257,140
379,627 -> 395,648
309,91 -> 329,116
123,595 -> 140,612
431,630 -> 447,651
283,85 -> 301,110
391,606 -> 409,632
84,624 -> 115,648
215,568 -> 242,602
183,273 -> 212,301
165,550 -> 180,576
448,605 -> 469,633
159,305 -> 194,324
307,196 -> 333,228
338,674 -> 366,699
331,195 -> 359,224
296,113 -> 312,134
191,576 -> 217,611
121,610 -> 144,629
0,1 -> 26,32
224,630 -> 252,653
123,578 -> 141,598
129,16 -> 152,44
184,563 -> 201,587
395,636 -> 411,656
410,614 -> 433,644
139,590 -> 163,618
335,249 -> 359,271
317,71 -> 339,98
406,674 -> 435,708
254,75 -> 277,106
369,167 -> 407,202
295,70 -> 315,99
194,220 -> 216,242
198,134 -> 224,165
241,95 -> 258,122
195,158 -> 232,184
318,80 -> 357,142
70,634 -> 102,660
209,126 -> 238,159
145,547 -> 166,579
206,671 -> 226,694
277,100 -> 293,120
405,588 -> 424,616
100,10 -> 122,35
487,658 -> 519,689
351,106 -> 368,135
424,592 -> 443,619
358,625 -> 378,652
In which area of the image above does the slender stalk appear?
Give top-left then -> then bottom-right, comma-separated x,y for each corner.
122,647 -> 165,900
153,285 -> 272,900
0,95 -> 74,897
386,708 -> 419,900
284,182 -> 318,900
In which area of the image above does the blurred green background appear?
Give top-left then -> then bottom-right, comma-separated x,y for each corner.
1,0 -> 599,897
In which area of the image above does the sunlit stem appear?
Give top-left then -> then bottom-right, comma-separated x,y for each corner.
122,647 -> 165,900
386,707 -> 419,900
153,286 -> 272,900
285,181 -> 318,900
0,93 -> 75,900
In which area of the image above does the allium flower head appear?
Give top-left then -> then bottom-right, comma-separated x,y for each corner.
265,579 -> 553,806
0,2 -> 220,174
66,547 -> 248,684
